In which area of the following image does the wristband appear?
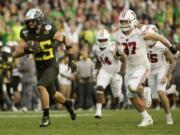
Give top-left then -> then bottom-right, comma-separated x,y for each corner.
169,46 -> 177,54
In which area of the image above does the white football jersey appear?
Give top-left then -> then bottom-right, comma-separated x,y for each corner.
147,41 -> 168,70
114,28 -> 150,70
93,41 -> 121,74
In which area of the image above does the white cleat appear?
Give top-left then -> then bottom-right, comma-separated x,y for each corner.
94,111 -> 102,119
166,85 -> 177,95
143,87 -> 152,108
11,106 -> 18,112
137,116 -> 153,127
171,104 -> 176,110
21,107 -> 28,112
155,105 -> 160,111
166,115 -> 174,125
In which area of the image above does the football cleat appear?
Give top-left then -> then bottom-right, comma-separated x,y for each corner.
67,100 -> 76,120
21,107 -> 28,112
166,115 -> 174,125
94,111 -> 102,119
166,85 -> 176,95
137,116 -> 153,127
40,117 -> 51,128
94,115 -> 102,119
143,87 -> 152,108
11,106 -> 19,112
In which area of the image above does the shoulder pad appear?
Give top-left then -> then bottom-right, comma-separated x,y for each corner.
44,22 -> 57,36
114,30 -> 120,39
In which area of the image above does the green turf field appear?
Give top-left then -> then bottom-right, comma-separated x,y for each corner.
0,109 -> 179,135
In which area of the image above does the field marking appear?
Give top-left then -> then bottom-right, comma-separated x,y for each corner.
0,113 -> 111,118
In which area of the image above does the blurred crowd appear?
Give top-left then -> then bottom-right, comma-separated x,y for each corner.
0,0 -> 180,112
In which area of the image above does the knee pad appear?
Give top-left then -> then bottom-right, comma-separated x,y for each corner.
96,86 -> 104,94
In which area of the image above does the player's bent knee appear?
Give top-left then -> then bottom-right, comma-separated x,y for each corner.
158,91 -> 166,97
37,85 -> 56,99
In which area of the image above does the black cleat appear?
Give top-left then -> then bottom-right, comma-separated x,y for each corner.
40,117 -> 51,128
67,100 -> 77,120
94,115 -> 101,119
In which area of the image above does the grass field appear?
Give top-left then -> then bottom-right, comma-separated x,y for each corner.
0,109 -> 179,135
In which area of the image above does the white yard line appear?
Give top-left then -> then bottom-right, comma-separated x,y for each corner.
0,113 -> 111,118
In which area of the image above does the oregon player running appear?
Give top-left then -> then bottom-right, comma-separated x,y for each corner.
13,8 -> 76,127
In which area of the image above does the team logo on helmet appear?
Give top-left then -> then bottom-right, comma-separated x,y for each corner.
45,25 -> 52,31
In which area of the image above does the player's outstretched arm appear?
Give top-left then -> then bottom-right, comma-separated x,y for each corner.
143,32 -> 177,54
165,49 -> 176,78
53,31 -> 73,53
54,32 -> 76,72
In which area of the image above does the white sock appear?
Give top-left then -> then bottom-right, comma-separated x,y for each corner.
166,113 -> 172,118
96,103 -> 102,113
140,110 -> 150,119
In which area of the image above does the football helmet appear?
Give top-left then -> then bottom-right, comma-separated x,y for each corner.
119,10 -> 137,32
24,8 -> 45,29
1,46 -> 12,61
96,29 -> 110,49
2,46 -> 11,53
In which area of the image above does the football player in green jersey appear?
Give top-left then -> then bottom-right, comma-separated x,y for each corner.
13,8 -> 76,127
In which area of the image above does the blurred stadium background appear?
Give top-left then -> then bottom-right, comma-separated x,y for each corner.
0,0 -> 180,134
